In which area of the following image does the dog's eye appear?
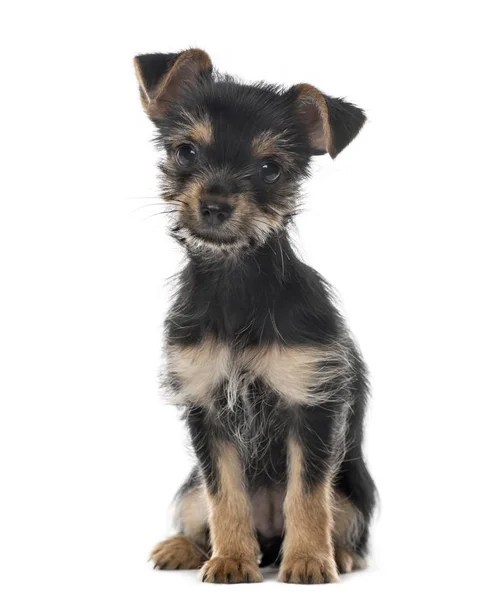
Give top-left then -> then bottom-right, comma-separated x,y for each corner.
260,161 -> 281,184
176,143 -> 198,168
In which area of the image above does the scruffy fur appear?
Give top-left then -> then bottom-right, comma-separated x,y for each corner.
134,48 -> 376,584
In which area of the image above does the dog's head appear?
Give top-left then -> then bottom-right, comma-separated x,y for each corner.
134,49 -> 366,256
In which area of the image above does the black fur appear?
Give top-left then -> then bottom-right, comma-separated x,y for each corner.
167,235 -> 340,346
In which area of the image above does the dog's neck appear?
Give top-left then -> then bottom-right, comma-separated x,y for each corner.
186,232 -> 297,289
169,232 -> 338,346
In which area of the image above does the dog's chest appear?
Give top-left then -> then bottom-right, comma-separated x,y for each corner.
166,339 -> 324,406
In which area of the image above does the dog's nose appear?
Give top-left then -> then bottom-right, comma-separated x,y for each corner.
200,197 -> 232,226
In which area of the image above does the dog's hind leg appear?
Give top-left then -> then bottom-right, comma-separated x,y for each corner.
331,489 -> 368,573
332,453 -> 376,572
151,469 -> 210,570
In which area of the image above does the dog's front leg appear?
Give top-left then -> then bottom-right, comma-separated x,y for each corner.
202,442 -> 262,583
279,407 -> 342,584
187,406 -> 262,584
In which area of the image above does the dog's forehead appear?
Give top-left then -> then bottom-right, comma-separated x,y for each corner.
186,81 -> 292,151
210,84 -> 283,121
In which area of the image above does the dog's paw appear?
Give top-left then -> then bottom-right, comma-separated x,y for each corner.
200,557 -> 263,583
334,547 -> 366,573
279,555 -> 339,584
151,536 -> 206,570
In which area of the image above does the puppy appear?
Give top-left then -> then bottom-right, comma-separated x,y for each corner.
134,49 -> 376,584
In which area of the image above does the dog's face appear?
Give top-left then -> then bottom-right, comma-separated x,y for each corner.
134,50 -> 366,255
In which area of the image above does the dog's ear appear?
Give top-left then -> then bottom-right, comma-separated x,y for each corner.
133,49 -> 212,120
292,84 -> 366,158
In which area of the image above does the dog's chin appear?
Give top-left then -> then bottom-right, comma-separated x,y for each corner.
170,223 -> 254,255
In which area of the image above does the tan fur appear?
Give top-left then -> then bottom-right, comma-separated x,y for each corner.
295,83 -> 336,158
251,130 -> 296,167
243,344 -> 330,405
169,178 -> 205,213
232,193 -> 283,243
176,484 -> 209,546
167,339 -> 345,406
167,338 -> 230,404
200,556 -> 262,583
168,178 -> 279,245
189,117 -> 213,146
201,443 -> 262,583
172,481 -> 365,573
133,59 -> 151,113
134,49 -> 212,120
334,546 -> 366,573
332,488 -> 364,549
151,536 -> 206,570
331,489 -> 366,573
206,444 -> 260,560
252,130 -> 281,156
162,115 -> 213,150
279,438 -> 338,583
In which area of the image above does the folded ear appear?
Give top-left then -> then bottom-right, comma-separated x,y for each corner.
133,49 -> 212,120
293,84 -> 366,158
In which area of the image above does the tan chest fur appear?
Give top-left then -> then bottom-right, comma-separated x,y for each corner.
166,338 -> 341,406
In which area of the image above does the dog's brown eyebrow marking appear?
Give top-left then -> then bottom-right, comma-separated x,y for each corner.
163,114 -> 213,150
252,130 -> 287,158
189,116 -> 213,145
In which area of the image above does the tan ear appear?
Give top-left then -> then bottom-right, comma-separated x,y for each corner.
293,83 -> 366,158
294,84 -> 336,158
133,49 -> 212,120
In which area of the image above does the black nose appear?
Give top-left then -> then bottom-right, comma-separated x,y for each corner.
200,197 -> 232,226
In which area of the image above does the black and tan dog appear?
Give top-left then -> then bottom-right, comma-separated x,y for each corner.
134,49 -> 376,584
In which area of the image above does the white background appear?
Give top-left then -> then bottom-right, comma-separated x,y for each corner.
1,1 -> 503,598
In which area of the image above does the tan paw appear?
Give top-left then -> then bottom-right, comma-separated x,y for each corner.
279,555 -> 339,584
200,557 -> 263,583
334,547 -> 366,574
151,536 -> 206,570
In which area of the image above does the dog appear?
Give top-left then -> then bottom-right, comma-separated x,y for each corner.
134,49 -> 376,584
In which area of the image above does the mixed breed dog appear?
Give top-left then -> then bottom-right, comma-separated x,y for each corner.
134,48 -> 376,584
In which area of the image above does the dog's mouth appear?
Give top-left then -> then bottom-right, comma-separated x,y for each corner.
170,222 -> 252,253
167,201 -> 283,255
190,227 -> 239,246
163,189 -> 287,254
